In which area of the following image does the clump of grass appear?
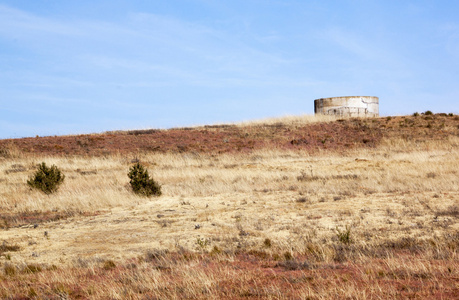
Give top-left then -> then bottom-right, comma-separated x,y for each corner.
127,163 -> 161,197
145,249 -> 169,262
102,260 -> 116,271
263,238 -> 272,248
275,259 -> 312,270
283,251 -> 294,261
381,236 -> 424,254
28,287 -> 38,298
0,243 -> 20,255
27,162 -> 65,194
4,263 -> 16,276
210,246 -> 222,255
335,225 -> 352,244
296,197 -> 309,203
196,237 -> 210,250
427,172 -> 436,178
436,205 -> 459,217
23,264 -> 42,274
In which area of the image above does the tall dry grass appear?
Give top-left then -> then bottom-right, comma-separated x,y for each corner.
1,136 -> 457,214
233,113 -> 342,127
0,127 -> 458,299
178,113 -> 342,130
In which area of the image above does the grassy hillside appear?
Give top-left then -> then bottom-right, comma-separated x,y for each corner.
0,113 -> 458,299
1,113 -> 457,156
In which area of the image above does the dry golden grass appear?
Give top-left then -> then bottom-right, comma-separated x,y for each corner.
176,113 -> 342,129
0,117 -> 458,299
233,113 -> 342,126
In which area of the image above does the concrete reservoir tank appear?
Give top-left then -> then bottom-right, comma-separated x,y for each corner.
314,96 -> 379,117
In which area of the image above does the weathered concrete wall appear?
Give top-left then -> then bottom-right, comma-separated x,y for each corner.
314,96 -> 379,117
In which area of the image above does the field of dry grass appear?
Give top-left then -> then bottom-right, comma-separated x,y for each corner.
0,114 -> 458,299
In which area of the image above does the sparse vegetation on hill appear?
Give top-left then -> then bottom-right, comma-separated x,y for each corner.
1,113 -> 457,157
0,114 -> 458,299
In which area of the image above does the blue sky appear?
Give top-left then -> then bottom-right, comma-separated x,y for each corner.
1,0 -> 458,138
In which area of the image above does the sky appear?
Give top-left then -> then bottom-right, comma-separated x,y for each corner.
1,0 -> 458,139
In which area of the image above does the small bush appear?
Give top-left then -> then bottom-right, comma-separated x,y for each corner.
127,163 -> 161,197
424,110 -> 433,115
263,238 -> 272,248
296,197 -> 308,203
27,163 -> 65,194
196,237 -> 210,250
335,225 -> 352,244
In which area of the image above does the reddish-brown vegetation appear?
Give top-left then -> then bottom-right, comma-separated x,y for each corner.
2,114 -> 457,157
1,250 -> 457,299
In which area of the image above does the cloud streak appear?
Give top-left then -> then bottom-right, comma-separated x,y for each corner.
1,1 -> 458,138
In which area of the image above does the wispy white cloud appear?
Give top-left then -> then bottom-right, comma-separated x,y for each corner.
1,1 -> 458,138
318,27 -> 387,62
0,4 -> 83,37
0,4 -> 301,90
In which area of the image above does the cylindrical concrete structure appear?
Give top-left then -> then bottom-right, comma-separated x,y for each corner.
314,96 -> 379,117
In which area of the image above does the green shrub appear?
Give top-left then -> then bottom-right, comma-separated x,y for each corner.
27,163 -> 65,194
424,110 -> 433,115
335,225 -> 352,244
196,237 -> 210,250
127,163 -> 161,197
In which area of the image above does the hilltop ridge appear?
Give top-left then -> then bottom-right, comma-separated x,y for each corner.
1,113 -> 458,157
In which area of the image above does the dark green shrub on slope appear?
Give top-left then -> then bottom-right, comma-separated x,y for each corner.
27,163 -> 65,194
128,163 -> 161,197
